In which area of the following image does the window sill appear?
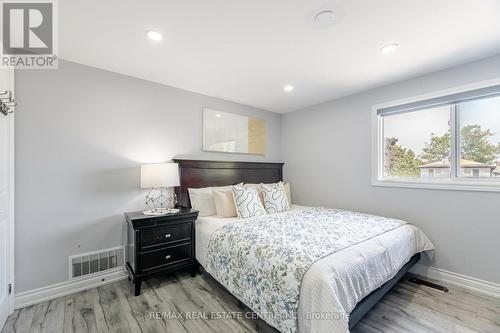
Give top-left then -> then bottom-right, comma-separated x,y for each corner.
372,178 -> 500,192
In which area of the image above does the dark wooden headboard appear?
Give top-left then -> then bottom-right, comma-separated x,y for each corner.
173,159 -> 284,208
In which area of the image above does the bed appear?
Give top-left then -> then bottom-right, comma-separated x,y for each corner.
173,159 -> 434,333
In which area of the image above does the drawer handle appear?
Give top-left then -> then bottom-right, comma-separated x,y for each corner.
165,234 -> 171,238
165,255 -> 171,261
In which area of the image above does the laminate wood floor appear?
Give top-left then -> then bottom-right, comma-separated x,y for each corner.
2,273 -> 499,333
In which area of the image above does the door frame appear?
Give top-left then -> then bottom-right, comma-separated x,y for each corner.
3,71 -> 15,317
7,109 -> 14,315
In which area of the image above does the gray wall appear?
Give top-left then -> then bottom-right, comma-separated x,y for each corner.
282,55 -> 500,284
15,60 -> 282,293
15,55 -> 500,292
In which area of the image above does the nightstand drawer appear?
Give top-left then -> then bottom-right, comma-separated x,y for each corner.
140,243 -> 192,271
141,223 -> 191,249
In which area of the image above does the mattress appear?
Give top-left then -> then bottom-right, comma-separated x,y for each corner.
195,205 -> 434,333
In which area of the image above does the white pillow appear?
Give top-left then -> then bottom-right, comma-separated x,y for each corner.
261,182 -> 290,213
188,185 -> 232,216
232,184 -> 266,218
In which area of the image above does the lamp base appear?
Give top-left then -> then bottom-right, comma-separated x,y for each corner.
142,208 -> 180,216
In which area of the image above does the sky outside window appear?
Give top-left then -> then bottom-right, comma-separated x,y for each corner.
459,95 -> 500,151
384,106 -> 451,155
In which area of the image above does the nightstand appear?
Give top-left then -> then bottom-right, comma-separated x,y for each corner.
125,208 -> 198,296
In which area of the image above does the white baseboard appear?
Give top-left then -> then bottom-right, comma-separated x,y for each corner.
410,263 -> 499,299
15,269 -> 128,309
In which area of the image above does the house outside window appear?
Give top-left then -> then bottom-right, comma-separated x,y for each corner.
419,159 -> 495,179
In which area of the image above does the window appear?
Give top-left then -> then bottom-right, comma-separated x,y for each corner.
373,82 -> 500,192
382,105 -> 451,180
458,96 -> 500,179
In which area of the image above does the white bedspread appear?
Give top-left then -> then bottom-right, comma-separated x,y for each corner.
196,205 -> 434,333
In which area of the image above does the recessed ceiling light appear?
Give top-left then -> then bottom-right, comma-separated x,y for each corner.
283,85 -> 294,92
215,113 -> 222,118
314,10 -> 335,27
146,30 -> 163,42
380,43 -> 399,54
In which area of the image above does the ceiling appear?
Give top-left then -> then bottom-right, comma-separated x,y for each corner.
59,0 -> 500,113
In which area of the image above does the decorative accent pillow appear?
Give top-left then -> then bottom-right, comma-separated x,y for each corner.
243,183 -> 265,205
232,185 -> 266,218
282,182 -> 292,207
213,190 -> 237,218
261,182 -> 290,213
188,185 -> 233,216
246,182 -> 292,207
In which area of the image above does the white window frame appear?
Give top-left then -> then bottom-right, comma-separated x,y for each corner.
372,78 -> 500,192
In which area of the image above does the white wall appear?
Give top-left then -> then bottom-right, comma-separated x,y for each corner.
282,55 -> 500,284
14,60 -> 282,293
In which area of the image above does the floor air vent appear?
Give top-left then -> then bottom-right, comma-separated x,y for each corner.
69,246 -> 124,279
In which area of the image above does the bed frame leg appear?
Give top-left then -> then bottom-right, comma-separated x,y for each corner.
190,262 -> 199,277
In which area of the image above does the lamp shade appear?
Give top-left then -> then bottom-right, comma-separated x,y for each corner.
140,163 -> 180,188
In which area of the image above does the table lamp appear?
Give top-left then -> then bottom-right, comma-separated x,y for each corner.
140,162 -> 180,215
